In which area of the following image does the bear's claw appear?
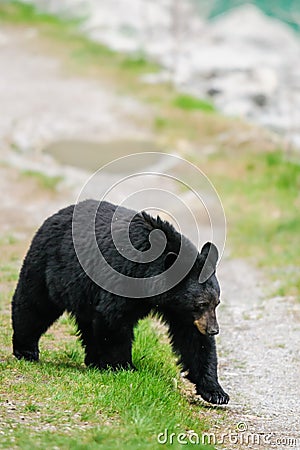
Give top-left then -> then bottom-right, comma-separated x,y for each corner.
13,348 -> 39,362
197,386 -> 229,405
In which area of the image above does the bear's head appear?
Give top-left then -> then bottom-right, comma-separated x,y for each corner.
164,242 -> 221,336
192,242 -> 220,336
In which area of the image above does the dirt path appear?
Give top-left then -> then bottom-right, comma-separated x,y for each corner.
218,259 -> 300,448
0,25 -> 299,450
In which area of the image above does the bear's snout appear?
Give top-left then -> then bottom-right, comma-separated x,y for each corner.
194,310 -> 219,336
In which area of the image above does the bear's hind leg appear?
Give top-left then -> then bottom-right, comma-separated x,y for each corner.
12,286 -> 64,361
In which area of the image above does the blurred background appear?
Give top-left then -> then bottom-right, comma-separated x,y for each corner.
15,0 -> 300,149
1,0 -> 300,161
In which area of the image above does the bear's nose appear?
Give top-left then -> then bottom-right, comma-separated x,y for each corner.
207,328 -> 219,336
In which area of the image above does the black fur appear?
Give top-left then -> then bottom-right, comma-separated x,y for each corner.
12,200 -> 229,405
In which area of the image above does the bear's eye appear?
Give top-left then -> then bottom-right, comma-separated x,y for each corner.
198,301 -> 209,308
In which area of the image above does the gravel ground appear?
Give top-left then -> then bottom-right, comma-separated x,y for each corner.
218,258 -> 300,449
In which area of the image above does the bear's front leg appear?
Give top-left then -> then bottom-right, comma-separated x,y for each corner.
168,322 -> 229,405
91,337 -> 136,371
193,334 -> 229,405
87,315 -> 135,370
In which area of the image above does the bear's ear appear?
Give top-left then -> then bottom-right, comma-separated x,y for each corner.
164,252 -> 177,270
200,242 -> 218,269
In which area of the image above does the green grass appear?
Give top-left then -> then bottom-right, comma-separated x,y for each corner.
0,310 -> 216,449
200,149 -> 300,298
0,1 -> 69,26
120,55 -> 159,74
0,234 -> 17,246
153,116 -> 169,131
21,170 -> 63,191
173,95 -> 216,113
0,264 -> 19,283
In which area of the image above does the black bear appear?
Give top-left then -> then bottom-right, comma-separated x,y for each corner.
12,200 -> 229,405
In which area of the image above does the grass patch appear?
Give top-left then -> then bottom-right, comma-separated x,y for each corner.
0,264 -> 19,283
153,116 -> 169,131
198,149 -> 300,298
120,55 -> 159,74
70,40 -> 116,62
0,235 -> 18,246
0,306 -> 215,449
21,170 -> 63,191
173,95 -> 216,113
0,1 -> 68,26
